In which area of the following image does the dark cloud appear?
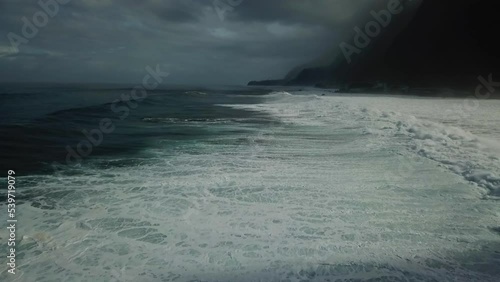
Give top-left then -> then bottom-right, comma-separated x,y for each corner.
0,0 -> 376,85
231,0 -> 372,27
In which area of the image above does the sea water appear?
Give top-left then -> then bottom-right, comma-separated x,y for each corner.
0,86 -> 499,281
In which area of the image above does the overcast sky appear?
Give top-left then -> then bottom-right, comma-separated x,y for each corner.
0,0 -> 377,85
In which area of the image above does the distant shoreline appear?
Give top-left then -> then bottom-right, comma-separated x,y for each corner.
245,86 -> 500,100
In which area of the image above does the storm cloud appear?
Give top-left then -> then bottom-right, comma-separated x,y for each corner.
0,0 -> 376,85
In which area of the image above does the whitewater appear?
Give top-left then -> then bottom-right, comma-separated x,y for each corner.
1,89 -> 499,281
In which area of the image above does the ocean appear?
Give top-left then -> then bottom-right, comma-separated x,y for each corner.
0,85 -> 499,281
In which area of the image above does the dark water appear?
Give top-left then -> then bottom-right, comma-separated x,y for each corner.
0,84 -> 272,175
1,85 -> 500,281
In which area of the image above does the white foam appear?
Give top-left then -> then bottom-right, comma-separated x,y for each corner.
5,91 -> 500,281
227,92 -> 500,197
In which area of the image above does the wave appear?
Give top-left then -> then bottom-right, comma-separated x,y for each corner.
225,91 -> 500,198
6,89 -> 500,281
141,117 -> 231,124
396,116 -> 499,197
346,104 -> 499,198
184,91 -> 207,96
359,108 -> 500,198
264,91 -> 293,98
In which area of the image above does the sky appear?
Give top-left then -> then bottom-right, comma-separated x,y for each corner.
0,0 -> 376,85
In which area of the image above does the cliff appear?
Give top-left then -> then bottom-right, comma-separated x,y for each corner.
248,0 -> 500,93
